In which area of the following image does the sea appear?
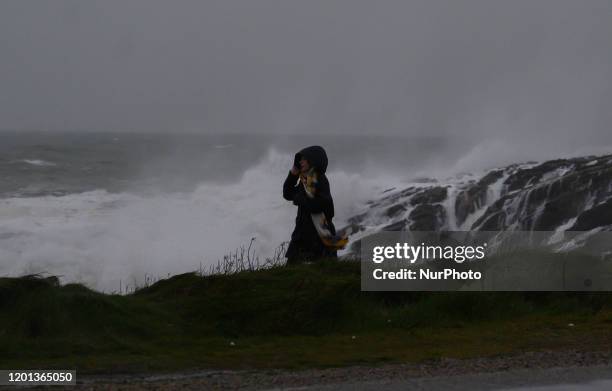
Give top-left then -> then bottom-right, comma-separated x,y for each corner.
0,129 -> 582,292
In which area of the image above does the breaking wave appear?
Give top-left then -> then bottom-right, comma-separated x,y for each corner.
14,159 -> 57,167
0,148 -> 396,292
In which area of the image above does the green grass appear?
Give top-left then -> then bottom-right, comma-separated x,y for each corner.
2,259 -> 612,373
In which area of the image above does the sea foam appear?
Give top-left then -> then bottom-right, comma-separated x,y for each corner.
0,148 -> 393,292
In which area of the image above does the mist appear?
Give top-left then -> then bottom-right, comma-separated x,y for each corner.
0,148 -> 402,291
1,1 -> 611,155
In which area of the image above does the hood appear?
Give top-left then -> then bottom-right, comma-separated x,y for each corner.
298,145 -> 328,173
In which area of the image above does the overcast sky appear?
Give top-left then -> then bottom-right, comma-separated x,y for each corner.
1,0 -> 611,144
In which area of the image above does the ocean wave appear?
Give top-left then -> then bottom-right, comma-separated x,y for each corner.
0,148 -> 394,292
14,159 -> 57,167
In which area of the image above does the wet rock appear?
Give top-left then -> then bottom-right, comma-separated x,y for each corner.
409,204 -> 446,231
503,159 -> 569,192
470,204 -> 505,231
382,220 -> 407,231
385,204 -> 408,218
345,153 -> 612,237
534,189 -> 589,230
347,212 -> 369,225
409,186 -> 448,206
455,170 -> 504,226
570,199 -> 612,231
471,156 -> 612,231
379,186 -> 418,205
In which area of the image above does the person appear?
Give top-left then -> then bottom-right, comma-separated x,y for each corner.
282,145 -> 344,264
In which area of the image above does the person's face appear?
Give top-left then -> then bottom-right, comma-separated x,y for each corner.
299,158 -> 310,173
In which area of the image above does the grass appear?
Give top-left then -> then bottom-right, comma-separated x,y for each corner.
2,259 -> 612,373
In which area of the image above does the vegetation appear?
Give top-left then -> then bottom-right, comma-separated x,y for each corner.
2,258 -> 612,374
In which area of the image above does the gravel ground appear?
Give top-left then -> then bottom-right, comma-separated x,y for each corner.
283,366 -> 612,391
6,350 -> 612,391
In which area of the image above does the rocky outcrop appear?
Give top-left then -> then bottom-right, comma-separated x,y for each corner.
570,198 -> 612,231
342,154 -> 612,256
408,204 -> 446,231
472,156 -> 612,231
385,204 -> 408,219
409,186 -> 448,206
454,170 -> 504,227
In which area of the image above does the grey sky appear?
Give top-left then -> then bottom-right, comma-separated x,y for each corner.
1,0 -> 611,144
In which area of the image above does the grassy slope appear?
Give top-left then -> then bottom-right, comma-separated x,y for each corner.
2,260 -> 612,373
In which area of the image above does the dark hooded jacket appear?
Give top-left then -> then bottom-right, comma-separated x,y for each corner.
282,145 -> 337,262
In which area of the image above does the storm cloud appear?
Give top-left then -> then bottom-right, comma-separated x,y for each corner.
1,0 -> 611,147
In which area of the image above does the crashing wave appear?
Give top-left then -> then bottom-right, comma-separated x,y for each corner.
342,154 -> 612,256
15,159 -> 57,167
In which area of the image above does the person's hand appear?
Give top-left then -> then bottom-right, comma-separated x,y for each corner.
293,152 -> 302,167
291,152 -> 301,175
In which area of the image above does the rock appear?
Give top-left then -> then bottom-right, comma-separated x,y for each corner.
409,204 -> 446,231
344,153 -> 612,243
470,155 -> 612,231
455,170 -> 504,226
378,186 -> 418,205
503,159 -> 569,192
409,186 -> 448,206
347,212 -> 369,225
385,204 -> 407,218
570,198 -> 612,231
534,189 -> 588,230
382,221 -> 407,231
